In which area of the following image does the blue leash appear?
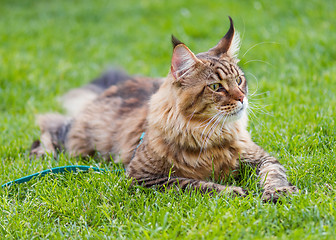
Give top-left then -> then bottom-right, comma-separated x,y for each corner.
2,132 -> 145,188
1,165 -> 123,188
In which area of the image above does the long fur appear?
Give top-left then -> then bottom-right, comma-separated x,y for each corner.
31,19 -> 297,202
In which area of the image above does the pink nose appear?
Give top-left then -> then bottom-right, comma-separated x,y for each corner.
236,95 -> 244,104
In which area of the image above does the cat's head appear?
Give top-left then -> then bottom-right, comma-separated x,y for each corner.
170,17 -> 247,123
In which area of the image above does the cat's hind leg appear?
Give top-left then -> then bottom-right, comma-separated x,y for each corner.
30,113 -> 71,158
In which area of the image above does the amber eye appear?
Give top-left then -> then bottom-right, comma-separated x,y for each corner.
236,76 -> 242,85
209,83 -> 223,92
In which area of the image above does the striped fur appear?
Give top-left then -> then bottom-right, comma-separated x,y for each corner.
30,18 -> 297,202
134,176 -> 247,196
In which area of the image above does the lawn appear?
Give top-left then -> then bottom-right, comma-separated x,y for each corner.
1,0 -> 336,239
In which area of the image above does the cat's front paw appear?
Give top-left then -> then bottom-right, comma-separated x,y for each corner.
219,186 -> 248,197
262,186 -> 298,203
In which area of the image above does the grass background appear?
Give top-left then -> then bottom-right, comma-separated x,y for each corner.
1,0 -> 335,239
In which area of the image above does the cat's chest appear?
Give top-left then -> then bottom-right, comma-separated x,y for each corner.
170,143 -> 241,180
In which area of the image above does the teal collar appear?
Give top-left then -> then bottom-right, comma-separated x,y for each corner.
131,132 -> 145,160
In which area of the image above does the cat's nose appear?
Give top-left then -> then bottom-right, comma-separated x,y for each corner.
236,95 -> 244,104
231,88 -> 244,104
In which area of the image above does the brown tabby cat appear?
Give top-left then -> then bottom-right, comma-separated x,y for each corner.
30,17 -> 298,202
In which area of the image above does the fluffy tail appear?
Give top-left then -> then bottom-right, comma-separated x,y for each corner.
30,69 -> 132,157
60,69 -> 131,116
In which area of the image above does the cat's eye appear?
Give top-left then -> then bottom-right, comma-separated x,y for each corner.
209,83 -> 223,92
236,77 -> 242,85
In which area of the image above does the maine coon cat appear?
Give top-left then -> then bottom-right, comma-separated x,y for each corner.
30,17 -> 298,202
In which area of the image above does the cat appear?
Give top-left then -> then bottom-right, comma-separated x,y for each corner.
30,17 -> 298,203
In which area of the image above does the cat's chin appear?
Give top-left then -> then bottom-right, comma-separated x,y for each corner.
225,105 -> 246,123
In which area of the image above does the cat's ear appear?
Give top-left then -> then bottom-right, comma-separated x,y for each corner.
209,16 -> 240,59
171,35 -> 200,80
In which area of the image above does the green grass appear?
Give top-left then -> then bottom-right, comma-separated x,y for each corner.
1,0 -> 336,239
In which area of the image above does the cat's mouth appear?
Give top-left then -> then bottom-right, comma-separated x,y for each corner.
217,104 -> 245,117
228,105 -> 244,116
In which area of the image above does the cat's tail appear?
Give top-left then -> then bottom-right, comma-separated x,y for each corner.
30,69 -> 132,157
60,69 -> 131,116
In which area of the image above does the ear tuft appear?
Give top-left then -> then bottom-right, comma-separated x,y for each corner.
171,44 -> 199,80
228,31 -> 241,59
171,35 -> 184,48
209,16 -> 241,59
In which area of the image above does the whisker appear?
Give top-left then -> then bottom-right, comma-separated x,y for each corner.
196,113 -> 219,128
243,59 -> 272,66
242,41 -> 280,58
185,110 -> 197,129
198,114 -> 223,161
245,72 -> 259,97
247,103 -> 273,118
198,119 -> 218,161
246,71 -> 259,81
249,91 -> 270,98
248,103 -> 272,110
204,114 -> 223,144
199,113 -> 220,140
247,107 -> 258,120
220,113 -> 229,131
